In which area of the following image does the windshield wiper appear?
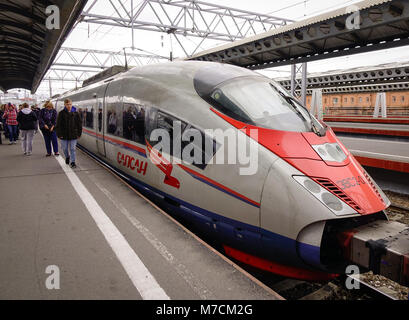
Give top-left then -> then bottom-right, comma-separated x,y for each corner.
270,83 -> 326,136
280,93 -> 325,137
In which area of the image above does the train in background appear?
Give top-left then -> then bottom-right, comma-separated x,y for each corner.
52,61 -> 391,281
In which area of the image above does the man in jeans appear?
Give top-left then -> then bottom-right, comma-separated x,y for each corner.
56,99 -> 82,168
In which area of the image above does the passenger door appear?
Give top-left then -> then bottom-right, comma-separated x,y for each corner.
94,85 -> 108,157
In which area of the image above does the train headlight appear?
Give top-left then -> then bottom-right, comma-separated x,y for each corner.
321,192 -> 343,211
312,143 -> 347,163
293,176 -> 357,216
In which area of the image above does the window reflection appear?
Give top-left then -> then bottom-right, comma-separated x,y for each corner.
123,103 -> 146,144
98,108 -> 102,132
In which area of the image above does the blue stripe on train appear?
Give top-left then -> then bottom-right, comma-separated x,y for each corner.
184,172 -> 261,209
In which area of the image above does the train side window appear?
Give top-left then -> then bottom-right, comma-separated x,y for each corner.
155,111 -> 186,154
86,107 -> 94,129
181,126 -> 220,170
146,109 -> 186,155
146,109 -> 218,169
78,107 -> 85,126
123,103 -> 146,145
106,103 -> 123,137
78,106 -> 94,129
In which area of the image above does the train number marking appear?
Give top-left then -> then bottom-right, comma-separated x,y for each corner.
117,152 -> 147,175
336,176 -> 366,190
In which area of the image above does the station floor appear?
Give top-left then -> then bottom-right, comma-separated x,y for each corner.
338,135 -> 409,162
0,134 -> 281,300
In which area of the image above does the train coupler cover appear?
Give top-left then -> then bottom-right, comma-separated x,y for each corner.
340,220 -> 409,286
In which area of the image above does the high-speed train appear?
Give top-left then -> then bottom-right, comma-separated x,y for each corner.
53,61 -> 390,281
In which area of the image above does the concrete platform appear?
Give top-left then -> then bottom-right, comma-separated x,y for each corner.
0,133 -> 281,300
338,135 -> 409,174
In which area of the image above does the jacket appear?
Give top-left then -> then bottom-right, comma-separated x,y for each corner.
39,108 -> 57,129
17,109 -> 38,130
56,108 -> 82,140
2,108 -> 18,126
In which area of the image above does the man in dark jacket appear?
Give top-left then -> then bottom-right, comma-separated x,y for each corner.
56,98 -> 82,168
17,103 -> 38,156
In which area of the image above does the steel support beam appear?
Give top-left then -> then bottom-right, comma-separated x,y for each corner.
40,47 -> 169,95
53,47 -> 168,69
279,63 -> 409,91
79,0 -> 292,57
189,0 -> 409,70
291,63 -> 307,105
305,82 -> 409,95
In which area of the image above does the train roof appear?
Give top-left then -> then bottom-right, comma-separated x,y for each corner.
59,60 -> 265,100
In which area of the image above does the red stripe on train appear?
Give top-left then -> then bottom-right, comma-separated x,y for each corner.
223,245 -> 338,281
82,128 -> 146,155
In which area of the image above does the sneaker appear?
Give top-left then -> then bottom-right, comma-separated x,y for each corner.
26,152 -> 32,156
46,154 -> 51,157
24,152 -> 27,155
65,157 -> 70,165
13,141 -> 17,144
55,153 -> 60,156
9,142 -> 13,145
70,162 -> 77,169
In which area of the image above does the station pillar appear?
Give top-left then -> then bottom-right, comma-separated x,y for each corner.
291,63 -> 308,106
373,92 -> 387,118
310,89 -> 323,120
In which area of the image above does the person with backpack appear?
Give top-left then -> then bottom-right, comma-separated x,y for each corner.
17,103 -> 38,156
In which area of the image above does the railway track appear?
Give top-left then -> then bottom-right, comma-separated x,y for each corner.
236,266 -> 405,300
78,146 -> 408,300
386,204 -> 409,225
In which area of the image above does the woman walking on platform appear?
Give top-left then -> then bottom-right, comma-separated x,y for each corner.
2,103 -> 18,144
17,103 -> 38,156
39,101 -> 59,157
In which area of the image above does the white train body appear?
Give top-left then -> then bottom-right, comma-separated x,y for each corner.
54,61 -> 389,280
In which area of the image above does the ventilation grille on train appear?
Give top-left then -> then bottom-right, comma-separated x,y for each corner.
312,177 -> 363,213
362,170 -> 385,204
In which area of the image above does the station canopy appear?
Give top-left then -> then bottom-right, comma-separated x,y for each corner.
0,0 -> 87,93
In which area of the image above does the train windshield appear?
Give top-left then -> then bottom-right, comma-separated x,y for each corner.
210,77 -> 325,133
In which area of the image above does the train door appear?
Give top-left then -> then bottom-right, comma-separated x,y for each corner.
93,87 -> 107,157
